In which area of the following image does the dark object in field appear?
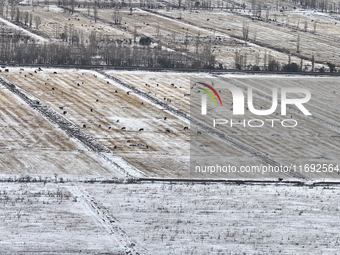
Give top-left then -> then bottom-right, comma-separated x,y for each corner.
183,126 -> 188,130
139,128 -> 144,131
83,124 -> 86,128
121,127 -> 126,130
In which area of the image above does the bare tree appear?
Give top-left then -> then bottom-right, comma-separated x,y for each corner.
10,5 -> 15,20
15,7 -> 20,22
94,1 -> 98,23
45,0 -> 49,12
29,13 -> 32,27
0,2 -> 4,17
242,21 -> 249,41
24,11 -> 29,25
133,25 -> 137,43
113,9 -> 122,24
34,16 -> 41,29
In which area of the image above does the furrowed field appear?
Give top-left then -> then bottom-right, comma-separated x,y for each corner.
0,0 -> 340,253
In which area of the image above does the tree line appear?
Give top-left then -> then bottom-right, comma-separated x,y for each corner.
0,32 -> 215,68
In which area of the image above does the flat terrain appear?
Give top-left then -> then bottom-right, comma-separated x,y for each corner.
0,183 -> 127,254
1,182 -> 340,254
2,68 -> 339,180
190,75 -> 340,179
1,1 -> 340,254
0,72 -> 122,179
3,68 -> 193,177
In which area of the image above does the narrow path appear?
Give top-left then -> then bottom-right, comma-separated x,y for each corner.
68,184 -> 145,254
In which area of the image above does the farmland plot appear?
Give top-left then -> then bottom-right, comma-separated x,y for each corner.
15,6 -> 133,43
189,74 -> 340,179
155,9 -> 340,66
5,68 -> 290,179
77,8 -> 306,68
4,68 -> 338,180
0,16 -> 48,43
107,70 -> 194,113
0,73 -> 121,179
0,183 -> 126,254
111,71 -> 340,179
2,182 -> 340,254
267,10 -> 340,40
3,68 -> 193,177
82,182 -> 340,254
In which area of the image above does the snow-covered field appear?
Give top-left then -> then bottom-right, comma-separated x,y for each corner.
156,9 -> 340,66
2,68 -> 339,180
78,7 -> 310,68
1,2 -> 340,253
1,181 -> 340,254
0,70 -> 124,180
16,6 -> 133,42
3,4 -> 340,69
2,68 -> 194,177
0,16 -> 48,43
0,182 -> 127,254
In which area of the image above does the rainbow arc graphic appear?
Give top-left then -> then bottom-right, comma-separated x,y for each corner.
197,82 -> 222,106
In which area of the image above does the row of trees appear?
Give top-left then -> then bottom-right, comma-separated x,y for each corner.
0,33 -> 215,68
0,5 -> 42,29
235,50 -> 335,72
